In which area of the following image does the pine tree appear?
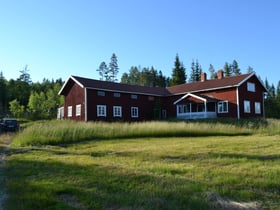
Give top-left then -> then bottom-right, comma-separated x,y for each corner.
208,64 -> 217,79
247,66 -> 254,73
108,53 -> 119,82
170,54 -> 186,86
96,61 -> 108,81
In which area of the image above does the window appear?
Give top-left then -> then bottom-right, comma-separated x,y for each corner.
218,101 -> 228,113
97,91 -> 105,96
97,105 -> 106,117
67,106 -> 72,117
255,102 -> 261,114
131,94 -> 138,99
247,82 -> 255,92
113,106 -> 122,117
244,100 -> 251,113
178,105 -> 187,113
131,107 -> 138,118
76,104 -> 81,116
114,92 -> 121,97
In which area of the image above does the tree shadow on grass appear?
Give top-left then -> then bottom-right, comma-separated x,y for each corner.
3,148 -> 213,210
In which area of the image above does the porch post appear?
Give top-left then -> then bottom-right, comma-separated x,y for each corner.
204,101 -> 207,118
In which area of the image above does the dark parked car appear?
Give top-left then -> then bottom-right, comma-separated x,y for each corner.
0,118 -> 19,132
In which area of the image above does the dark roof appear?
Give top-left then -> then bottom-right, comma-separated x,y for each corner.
166,73 -> 257,95
61,76 -> 169,96
59,73 -> 266,96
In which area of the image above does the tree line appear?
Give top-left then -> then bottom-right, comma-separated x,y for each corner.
117,54 -> 280,118
0,65 -> 64,120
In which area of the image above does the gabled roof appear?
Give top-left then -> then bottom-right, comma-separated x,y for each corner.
59,75 -> 169,96
59,72 -> 267,97
166,72 -> 266,95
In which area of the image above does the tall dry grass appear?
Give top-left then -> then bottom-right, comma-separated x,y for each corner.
11,119 -> 262,146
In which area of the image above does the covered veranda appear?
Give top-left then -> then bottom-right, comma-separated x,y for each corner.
173,93 -> 217,119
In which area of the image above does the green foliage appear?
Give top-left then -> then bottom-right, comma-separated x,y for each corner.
170,54 -> 186,86
9,99 -> 24,118
189,59 -> 202,82
121,66 -> 167,87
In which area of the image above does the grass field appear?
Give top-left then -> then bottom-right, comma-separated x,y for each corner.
2,119 -> 280,209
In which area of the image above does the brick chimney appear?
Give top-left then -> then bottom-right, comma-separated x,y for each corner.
217,70 -> 224,79
201,72 -> 207,82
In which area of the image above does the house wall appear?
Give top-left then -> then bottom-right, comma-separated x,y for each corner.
63,82 -> 85,121
165,88 -> 239,118
86,89 -> 163,121
238,76 -> 265,118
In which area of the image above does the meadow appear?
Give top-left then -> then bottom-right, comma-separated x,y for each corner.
2,119 -> 280,209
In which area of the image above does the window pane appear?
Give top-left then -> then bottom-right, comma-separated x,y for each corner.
244,100 -> 250,113
255,102 -> 261,114
68,106 -> 72,117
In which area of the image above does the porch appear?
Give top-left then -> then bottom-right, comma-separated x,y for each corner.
174,93 -> 217,120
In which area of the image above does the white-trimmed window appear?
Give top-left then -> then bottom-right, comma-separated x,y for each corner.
255,102 -> 261,114
131,94 -> 138,99
97,91 -> 105,96
113,106 -> 122,117
218,101 -> 228,113
244,100 -> 251,113
76,104 -> 81,116
114,92 -> 121,97
247,82 -> 255,92
97,105 -> 106,117
67,106 -> 73,117
131,107 -> 138,118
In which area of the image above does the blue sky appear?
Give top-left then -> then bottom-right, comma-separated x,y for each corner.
0,0 -> 279,86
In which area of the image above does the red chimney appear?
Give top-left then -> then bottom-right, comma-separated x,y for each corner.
218,70 -> 224,79
201,72 -> 207,82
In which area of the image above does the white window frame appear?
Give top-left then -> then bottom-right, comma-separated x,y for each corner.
218,101 -> 228,113
247,82 -> 255,92
244,100 -> 251,113
97,91 -> 105,96
76,104 -> 81,116
113,106 -> 122,117
97,105 -> 106,117
114,92 -> 121,97
67,106 -> 73,117
131,107 -> 138,118
255,102 -> 261,114
131,94 -> 138,99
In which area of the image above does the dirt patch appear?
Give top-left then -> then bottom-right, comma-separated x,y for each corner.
0,133 -> 14,210
206,192 -> 265,210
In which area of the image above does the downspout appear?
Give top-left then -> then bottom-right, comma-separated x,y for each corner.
84,88 -> 88,122
236,87 -> 240,119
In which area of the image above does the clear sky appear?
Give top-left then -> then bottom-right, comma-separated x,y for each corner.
0,0 -> 279,86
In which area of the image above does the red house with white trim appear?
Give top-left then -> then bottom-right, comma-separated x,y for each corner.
58,70 -> 267,121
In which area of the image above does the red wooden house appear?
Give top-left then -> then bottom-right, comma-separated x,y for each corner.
58,70 -> 267,121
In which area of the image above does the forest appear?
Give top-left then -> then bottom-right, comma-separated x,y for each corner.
1,54 -> 280,120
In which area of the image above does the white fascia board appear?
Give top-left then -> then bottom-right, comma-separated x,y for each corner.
58,75 -> 85,95
173,93 -> 207,105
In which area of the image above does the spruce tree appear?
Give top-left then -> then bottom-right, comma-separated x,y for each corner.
231,60 -> 241,75
170,54 -> 186,86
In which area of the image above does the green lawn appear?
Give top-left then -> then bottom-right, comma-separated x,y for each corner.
3,127 -> 280,209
